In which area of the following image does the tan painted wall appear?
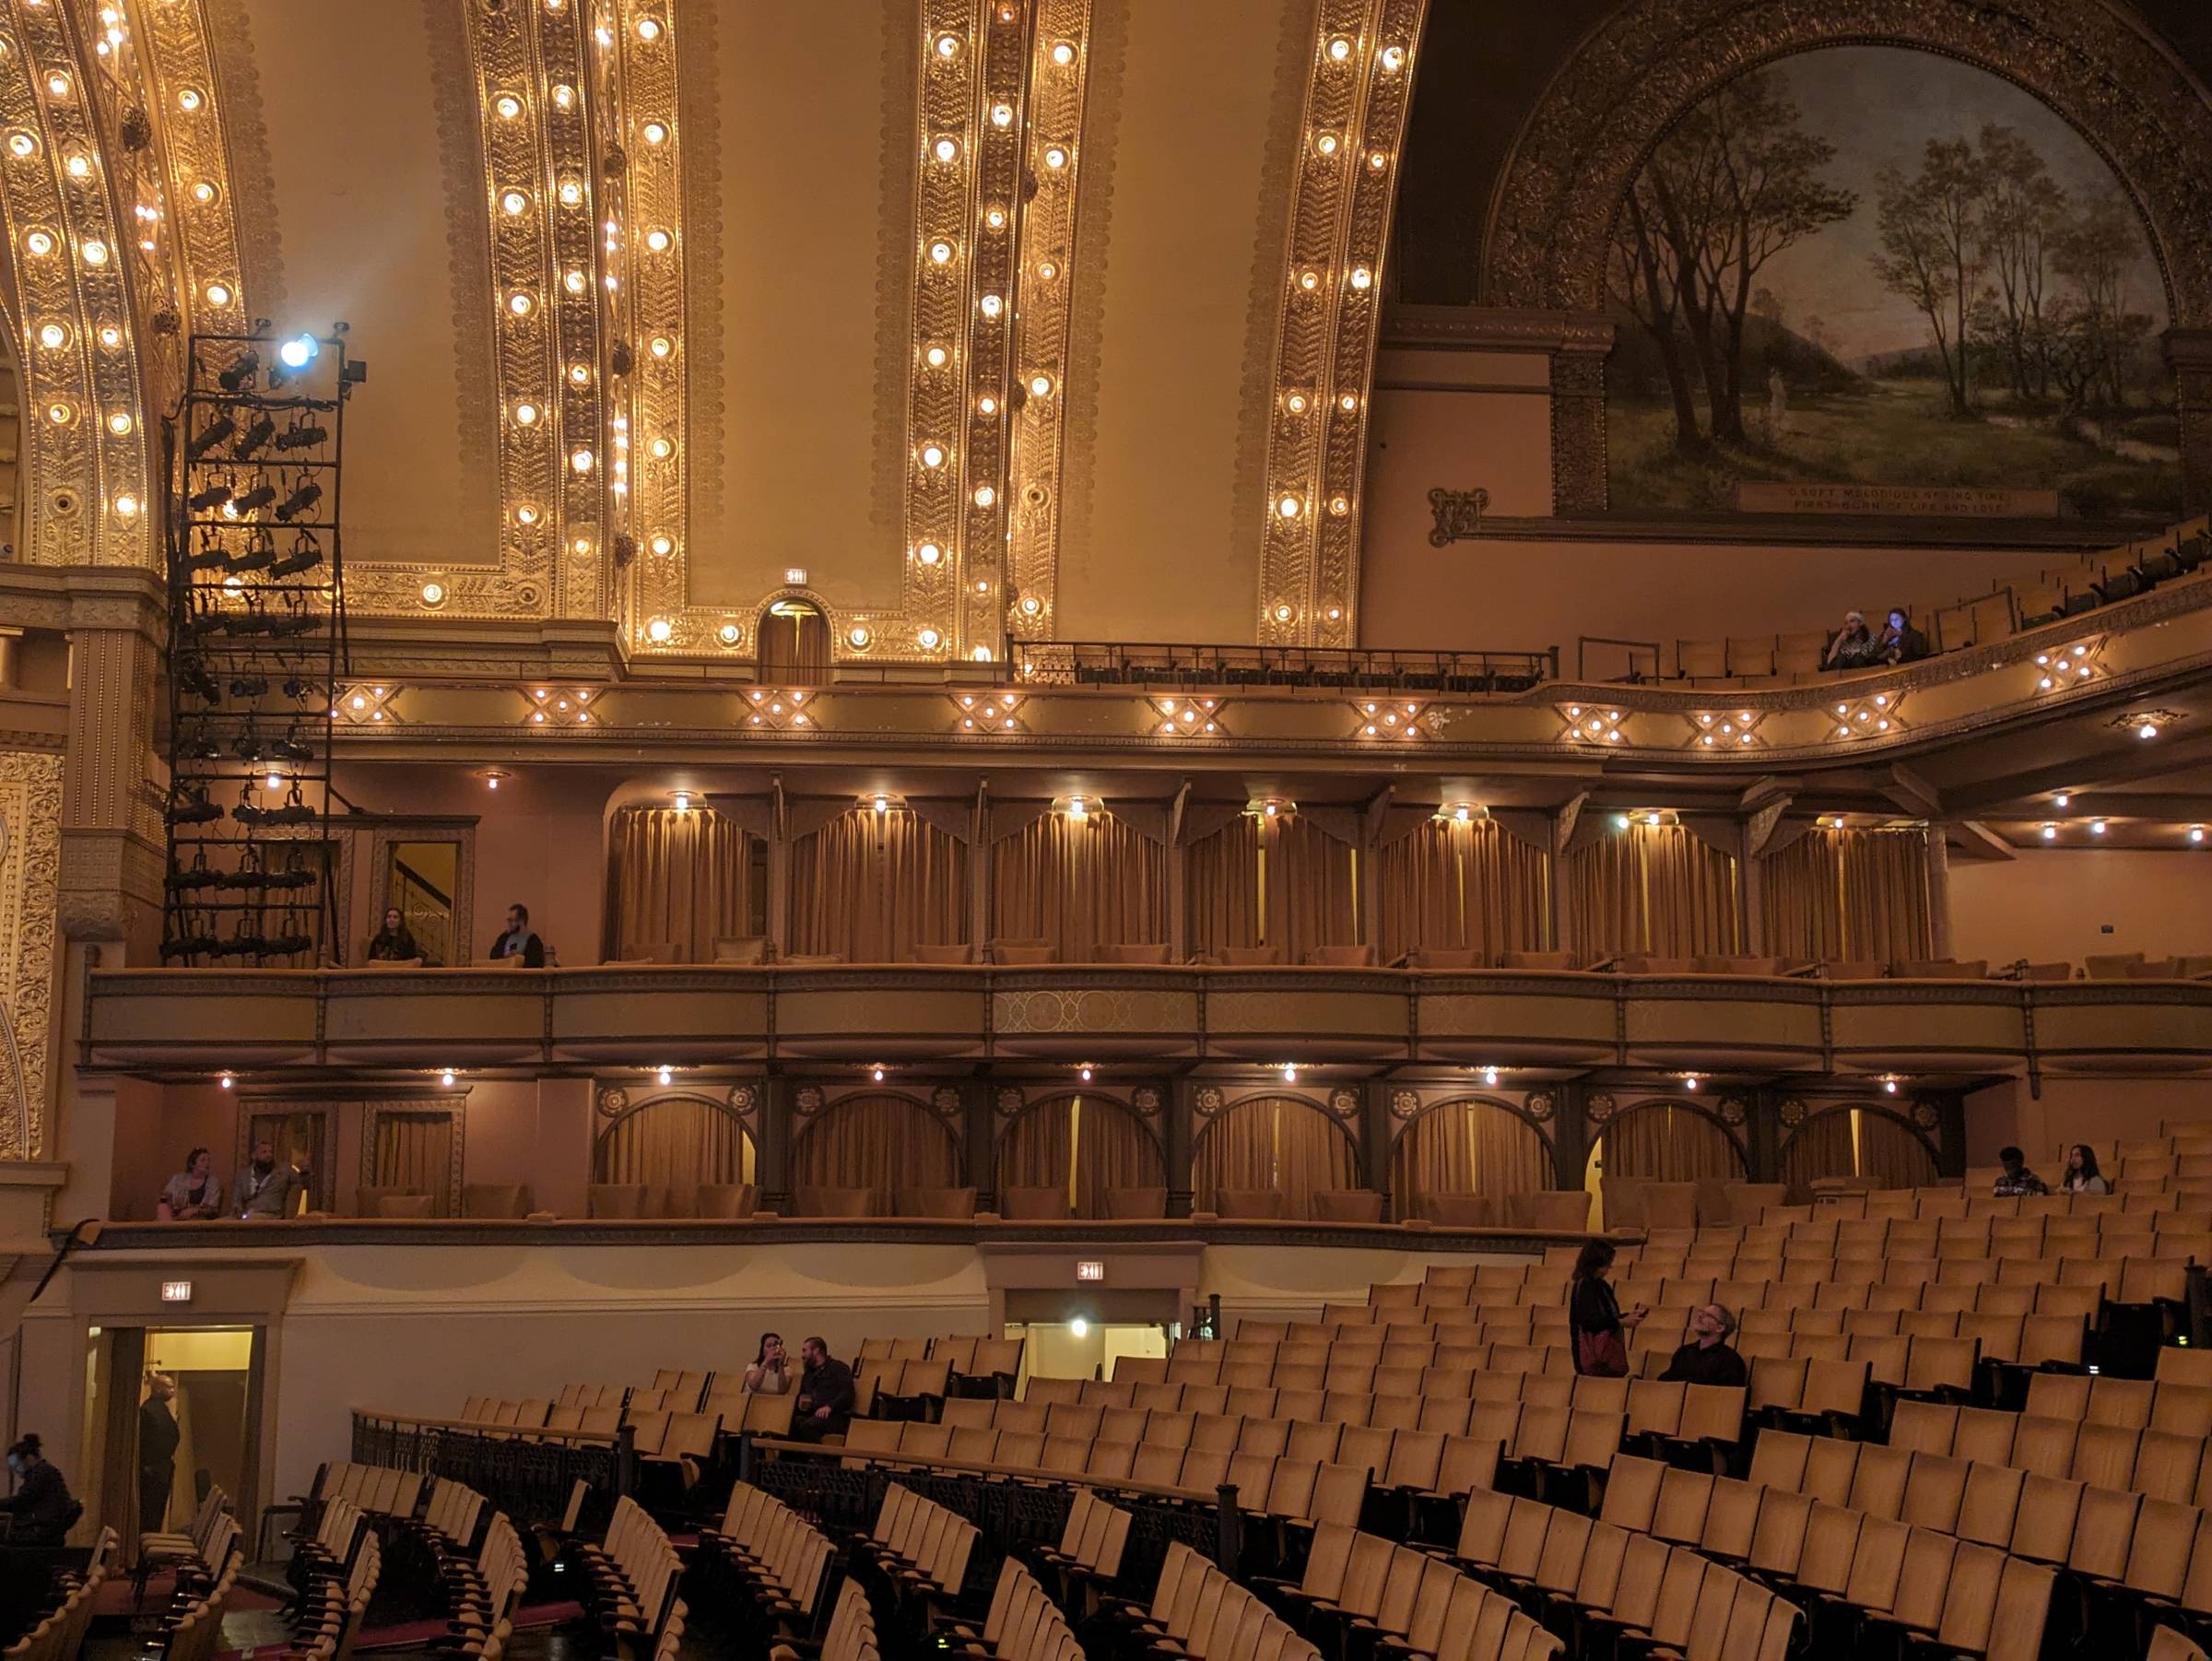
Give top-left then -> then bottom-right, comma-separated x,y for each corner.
1949,849 -> 2212,966
1964,1076 -> 2212,1169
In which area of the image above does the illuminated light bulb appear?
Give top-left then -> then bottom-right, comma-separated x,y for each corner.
1315,132 -> 1339,156
496,94 -> 522,119
513,402 -> 538,425
972,645 -> 994,662
1884,1078 -> 1899,1094
1743,731 -> 1756,742
1079,1066 -> 1093,1083
44,403 -> 67,425
1281,1063 -> 1299,1083
571,447 -> 594,472
984,207 -> 1006,230
641,120 -> 666,143
2073,644 -> 2088,656
649,535 -> 674,557
2191,826 -> 2205,844
649,335 -> 674,358
1329,495 -> 1350,515
849,625 -> 871,647
5,135 -> 29,159
219,1073 -> 232,1090
1349,266 -> 1372,289
920,443 -> 946,469
1838,724 -> 1851,736
977,395 -> 998,415
1684,1076 -> 1700,1091
928,239 -> 954,265
650,438 -> 672,458
1380,43 -> 1406,70
1277,494 -> 1302,519
991,104 -> 1013,128
106,411 -> 132,434
420,581 -> 446,606
24,230 -> 50,256
918,628 -> 942,649
636,15 -> 661,40
645,229 -> 670,252
1286,391 -> 1308,413
1326,606 -> 1343,620
206,282 -> 231,305
1052,41 -> 1076,65
1273,604 -> 1293,623
569,363 -> 590,385
980,293 -> 1003,317
45,73 -> 68,97
2139,723 -> 2159,740
1298,268 -> 1321,291
194,181 -> 218,204
975,577 -> 991,594
1340,393 -> 1359,412
2054,794 -> 2070,808
935,32 -> 959,57
974,484 -> 996,507
564,269 -> 587,295
1876,720 -> 1888,731
114,494 -> 138,517
717,623 -> 739,645
33,322 -> 60,350
916,542 -> 943,565
1326,36 -> 1352,61
1038,261 -> 1058,279
80,239 -> 106,265
508,291 -> 533,315
500,189 -> 528,216
2038,677 -> 2053,689
1044,146 -> 1067,170
657,1066 -> 674,1086
933,136 -> 958,162
924,344 -> 947,368
558,179 -> 583,206
2090,819 -> 2107,835
673,792 -> 690,812
646,618 -> 672,642
352,695 -> 369,710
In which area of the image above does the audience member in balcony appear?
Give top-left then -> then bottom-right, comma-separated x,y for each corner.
1659,1303 -> 1747,1387
1879,607 -> 1929,665
1568,1241 -> 1644,1377
1823,610 -> 1877,670
138,1373 -> 180,1535
0,1436 -> 78,1547
1994,1145 -> 2048,1197
487,903 -> 546,967
233,1140 -> 305,1219
742,1332 -> 792,1396
366,906 -> 419,962
156,1147 -> 221,1221
2060,1144 -> 2109,1195
788,1337 -> 855,1443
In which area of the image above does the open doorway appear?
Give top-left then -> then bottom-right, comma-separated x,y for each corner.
1005,1320 -> 1170,1389
86,1326 -> 261,1555
758,600 -> 830,684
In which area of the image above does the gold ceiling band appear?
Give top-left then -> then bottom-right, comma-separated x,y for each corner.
1255,0 -> 1425,646
0,0 -> 152,566
1002,0 -> 1089,647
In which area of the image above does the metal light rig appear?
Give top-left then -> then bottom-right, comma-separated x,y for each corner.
159,331 -> 362,966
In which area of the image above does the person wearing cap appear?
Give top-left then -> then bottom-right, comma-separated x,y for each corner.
1825,608 -> 1877,669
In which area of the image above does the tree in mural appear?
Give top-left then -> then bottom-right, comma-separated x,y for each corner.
1972,124 -> 2065,403
1607,71 -> 1856,451
1872,137 -> 1984,416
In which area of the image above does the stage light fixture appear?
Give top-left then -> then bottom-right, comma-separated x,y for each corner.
275,479 -> 323,522
277,333 -> 319,370
186,414 -> 235,460
232,481 -> 276,513
216,351 -> 259,393
232,413 -> 276,458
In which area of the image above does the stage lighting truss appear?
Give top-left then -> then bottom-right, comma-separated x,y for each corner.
1151,696 -> 1225,738
953,690 -> 1023,736
742,687 -> 818,733
1824,690 -> 1909,745
160,332 -> 356,970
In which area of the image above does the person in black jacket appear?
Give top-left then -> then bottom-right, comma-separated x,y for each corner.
138,1374 -> 182,1535
486,903 -> 546,967
1568,1240 -> 1646,1376
365,906 -> 420,962
0,1436 -> 78,1547
789,1337 -> 855,1443
1659,1303 -> 1749,1387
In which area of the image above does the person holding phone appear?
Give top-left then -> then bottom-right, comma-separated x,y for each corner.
1568,1240 -> 1643,1376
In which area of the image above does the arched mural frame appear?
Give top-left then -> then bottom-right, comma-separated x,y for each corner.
1776,1099 -> 1942,1184
1477,0 -> 2212,512
1586,1092 -> 1751,1177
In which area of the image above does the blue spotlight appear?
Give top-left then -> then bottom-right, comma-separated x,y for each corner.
276,333 -> 319,371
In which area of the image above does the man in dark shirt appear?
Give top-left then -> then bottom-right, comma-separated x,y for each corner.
138,1373 -> 182,1535
789,1337 -> 856,1443
1994,1146 -> 2048,1198
1659,1303 -> 1748,1388
487,903 -> 546,967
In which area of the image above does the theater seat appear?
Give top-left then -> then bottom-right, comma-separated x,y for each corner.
1424,1195 -> 1496,1227
1098,943 -> 1172,965
1000,1185 -> 1073,1220
1619,955 -> 1699,974
1404,948 -> 1482,970
1306,944 -> 1378,967
1312,1190 -> 1384,1223
1775,630 -> 1828,675
2086,952 -> 2146,980
1892,959 -> 1989,980
1641,1183 -> 1699,1230
356,1184 -> 424,1217
377,1195 -> 435,1219
712,936 -> 769,964
691,1183 -> 759,1219
1820,960 -> 1888,980
615,941 -> 678,964
1106,1186 -> 1168,1219
461,1183 -> 531,1219
1604,1178 -> 1652,1231
912,942 -> 975,964
590,1184 -> 652,1219
1218,1187 -> 1287,1219
1218,945 -> 1282,966
899,1187 -> 978,1219
794,1185 -> 877,1217
1500,950 -> 1576,971
992,940 -> 1056,965
778,953 -> 844,966
1508,1191 -> 1594,1231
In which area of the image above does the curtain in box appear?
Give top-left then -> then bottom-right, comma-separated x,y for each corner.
1185,813 -> 1262,956
790,1091 -> 961,1194
603,807 -> 752,962
1191,1096 -> 1359,1219
995,1095 -> 1164,1218
1375,819 -> 1553,962
1567,824 -> 1739,959
1388,1099 -> 1555,1217
1760,828 -> 1934,963
595,1096 -> 756,1191
1276,816 -> 1359,963
990,811 -> 1168,962
1596,1101 -> 1744,1181
788,808 -> 968,963
371,1111 -> 455,1214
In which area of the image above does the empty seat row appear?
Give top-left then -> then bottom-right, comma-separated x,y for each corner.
1890,1403 -> 2212,1505
1251,1524 -> 1569,1661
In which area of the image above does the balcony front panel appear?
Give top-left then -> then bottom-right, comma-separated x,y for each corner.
547,969 -> 771,1064
991,972 -> 1202,1058
87,970 -> 319,1066
1619,977 -> 1828,1069
323,970 -> 549,1065
2028,984 -> 2212,1075
1826,980 -> 2031,1074
1413,973 -> 1617,1066
1201,972 -> 1409,1060
771,970 -> 992,1060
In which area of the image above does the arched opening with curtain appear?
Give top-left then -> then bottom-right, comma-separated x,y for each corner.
758,599 -> 830,684
1191,1095 -> 1359,1219
789,1091 -> 962,1199
594,1093 -> 757,1207
1566,821 -> 1739,960
989,802 -> 1168,963
1181,806 -> 1359,962
995,1094 -> 1166,1218
603,805 -> 757,962
1590,1100 -> 1746,1184
1759,827 -> 1935,965
1374,816 -> 1553,963
786,806 -> 969,963
1389,1098 -> 1556,1222
1780,1106 -> 1940,1196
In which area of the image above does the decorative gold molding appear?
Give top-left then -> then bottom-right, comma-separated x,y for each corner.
0,0 -> 154,566
618,0 -> 686,649
1000,0 -> 1090,643
1254,0 -> 1428,645
0,748 -> 61,1160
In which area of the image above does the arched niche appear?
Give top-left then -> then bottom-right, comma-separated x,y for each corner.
789,1089 -> 963,1195
594,1090 -> 758,1196
1388,1095 -> 1558,1221
1191,1092 -> 1361,1219
995,1092 -> 1166,1218
1779,1102 -> 1940,1193
1589,1097 -> 1749,1183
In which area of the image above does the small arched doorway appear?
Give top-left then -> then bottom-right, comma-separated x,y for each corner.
758,599 -> 830,684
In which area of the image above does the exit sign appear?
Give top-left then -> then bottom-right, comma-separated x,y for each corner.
1076,1260 -> 1105,1282
159,1280 -> 193,1304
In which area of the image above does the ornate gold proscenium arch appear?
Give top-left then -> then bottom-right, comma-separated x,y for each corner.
1254,0 -> 1427,647
1479,0 -> 2212,510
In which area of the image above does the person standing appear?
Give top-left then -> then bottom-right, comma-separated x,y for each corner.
0,1437 -> 77,1547
788,1337 -> 855,1442
1568,1241 -> 1644,1377
138,1373 -> 181,1536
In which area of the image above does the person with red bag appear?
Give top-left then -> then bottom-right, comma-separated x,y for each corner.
1569,1240 -> 1646,1376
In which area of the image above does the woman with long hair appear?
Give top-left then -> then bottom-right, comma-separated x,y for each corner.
742,1331 -> 791,1395
1567,1240 -> 1644,1376
2061,1143 -> 2109,1196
